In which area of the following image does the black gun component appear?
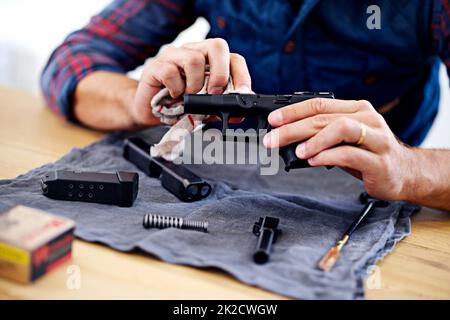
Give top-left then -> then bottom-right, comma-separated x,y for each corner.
184,92 -> 335,171
123,137 -> 211,202
40,170 -> 139,207
252,216 -> 281,264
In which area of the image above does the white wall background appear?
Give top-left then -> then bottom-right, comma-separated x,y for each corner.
0,0 -> 448,148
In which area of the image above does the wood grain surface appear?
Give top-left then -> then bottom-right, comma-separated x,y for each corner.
0,87 -> 449,299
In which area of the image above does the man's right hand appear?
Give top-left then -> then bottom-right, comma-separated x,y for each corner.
130,38 -> 252,126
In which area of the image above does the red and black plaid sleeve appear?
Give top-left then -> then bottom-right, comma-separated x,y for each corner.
40,0 -> 195,121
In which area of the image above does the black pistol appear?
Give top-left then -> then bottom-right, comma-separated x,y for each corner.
184,92 -> 335,171
252,216 -> 281,264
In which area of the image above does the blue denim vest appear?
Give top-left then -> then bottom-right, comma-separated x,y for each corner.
195,0 -> 440,146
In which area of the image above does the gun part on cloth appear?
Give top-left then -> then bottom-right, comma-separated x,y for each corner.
143,214 -> 208,233
41,170 -> 139,207
123,137 -> 212,202
252,216 -> 282,264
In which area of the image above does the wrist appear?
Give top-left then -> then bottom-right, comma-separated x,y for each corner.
398,147 -> 450,210
398,146 -> 421,202
115,85 -> 141,129
399,147 -> 439,205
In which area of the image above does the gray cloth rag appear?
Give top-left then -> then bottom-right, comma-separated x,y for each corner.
0,127 -> 419,299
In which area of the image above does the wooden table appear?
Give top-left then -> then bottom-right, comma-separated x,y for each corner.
0,86 -> 449,299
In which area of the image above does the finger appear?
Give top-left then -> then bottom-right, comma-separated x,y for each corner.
134,77 -> 162,122
159,47 -> 206,94
133,84 -> 159,125
135,62 -> 181,124
183,38 -> 230,93
268,99 -> 374,127
230,53 -> 252,92
150,61 -> 185,98
308,145 -> 379,175
296,117 -> 384,159
264,113 -> 353,148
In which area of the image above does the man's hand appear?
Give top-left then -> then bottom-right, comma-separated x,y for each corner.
73,38 -> 251,130
263,98 -> 419,202
131,38 -> 252,126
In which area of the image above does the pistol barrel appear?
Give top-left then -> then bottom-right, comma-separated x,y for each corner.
254,228 -> 276,264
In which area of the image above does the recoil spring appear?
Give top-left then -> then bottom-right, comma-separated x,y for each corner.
143,214 -> 208,233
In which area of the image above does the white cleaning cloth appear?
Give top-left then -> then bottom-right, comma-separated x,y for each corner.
150,69 -> 235,161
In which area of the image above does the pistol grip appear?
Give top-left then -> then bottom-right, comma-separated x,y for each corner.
257,117 -> 269,132
279,143 -> 311,172
280,143 -> 334,171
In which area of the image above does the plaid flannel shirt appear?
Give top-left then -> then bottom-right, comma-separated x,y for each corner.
41,0 -> 450,126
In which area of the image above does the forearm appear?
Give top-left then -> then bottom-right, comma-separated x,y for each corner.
73,71 -> 159,131
404,148 -> 450,210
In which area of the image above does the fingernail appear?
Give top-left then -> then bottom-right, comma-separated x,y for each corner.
308,157 -> 316,166
263,133 -> 272,148
296,143 -> 306,158
236,85 -> 252,93
269,111 -> 283,125
208,87 -> 223,94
